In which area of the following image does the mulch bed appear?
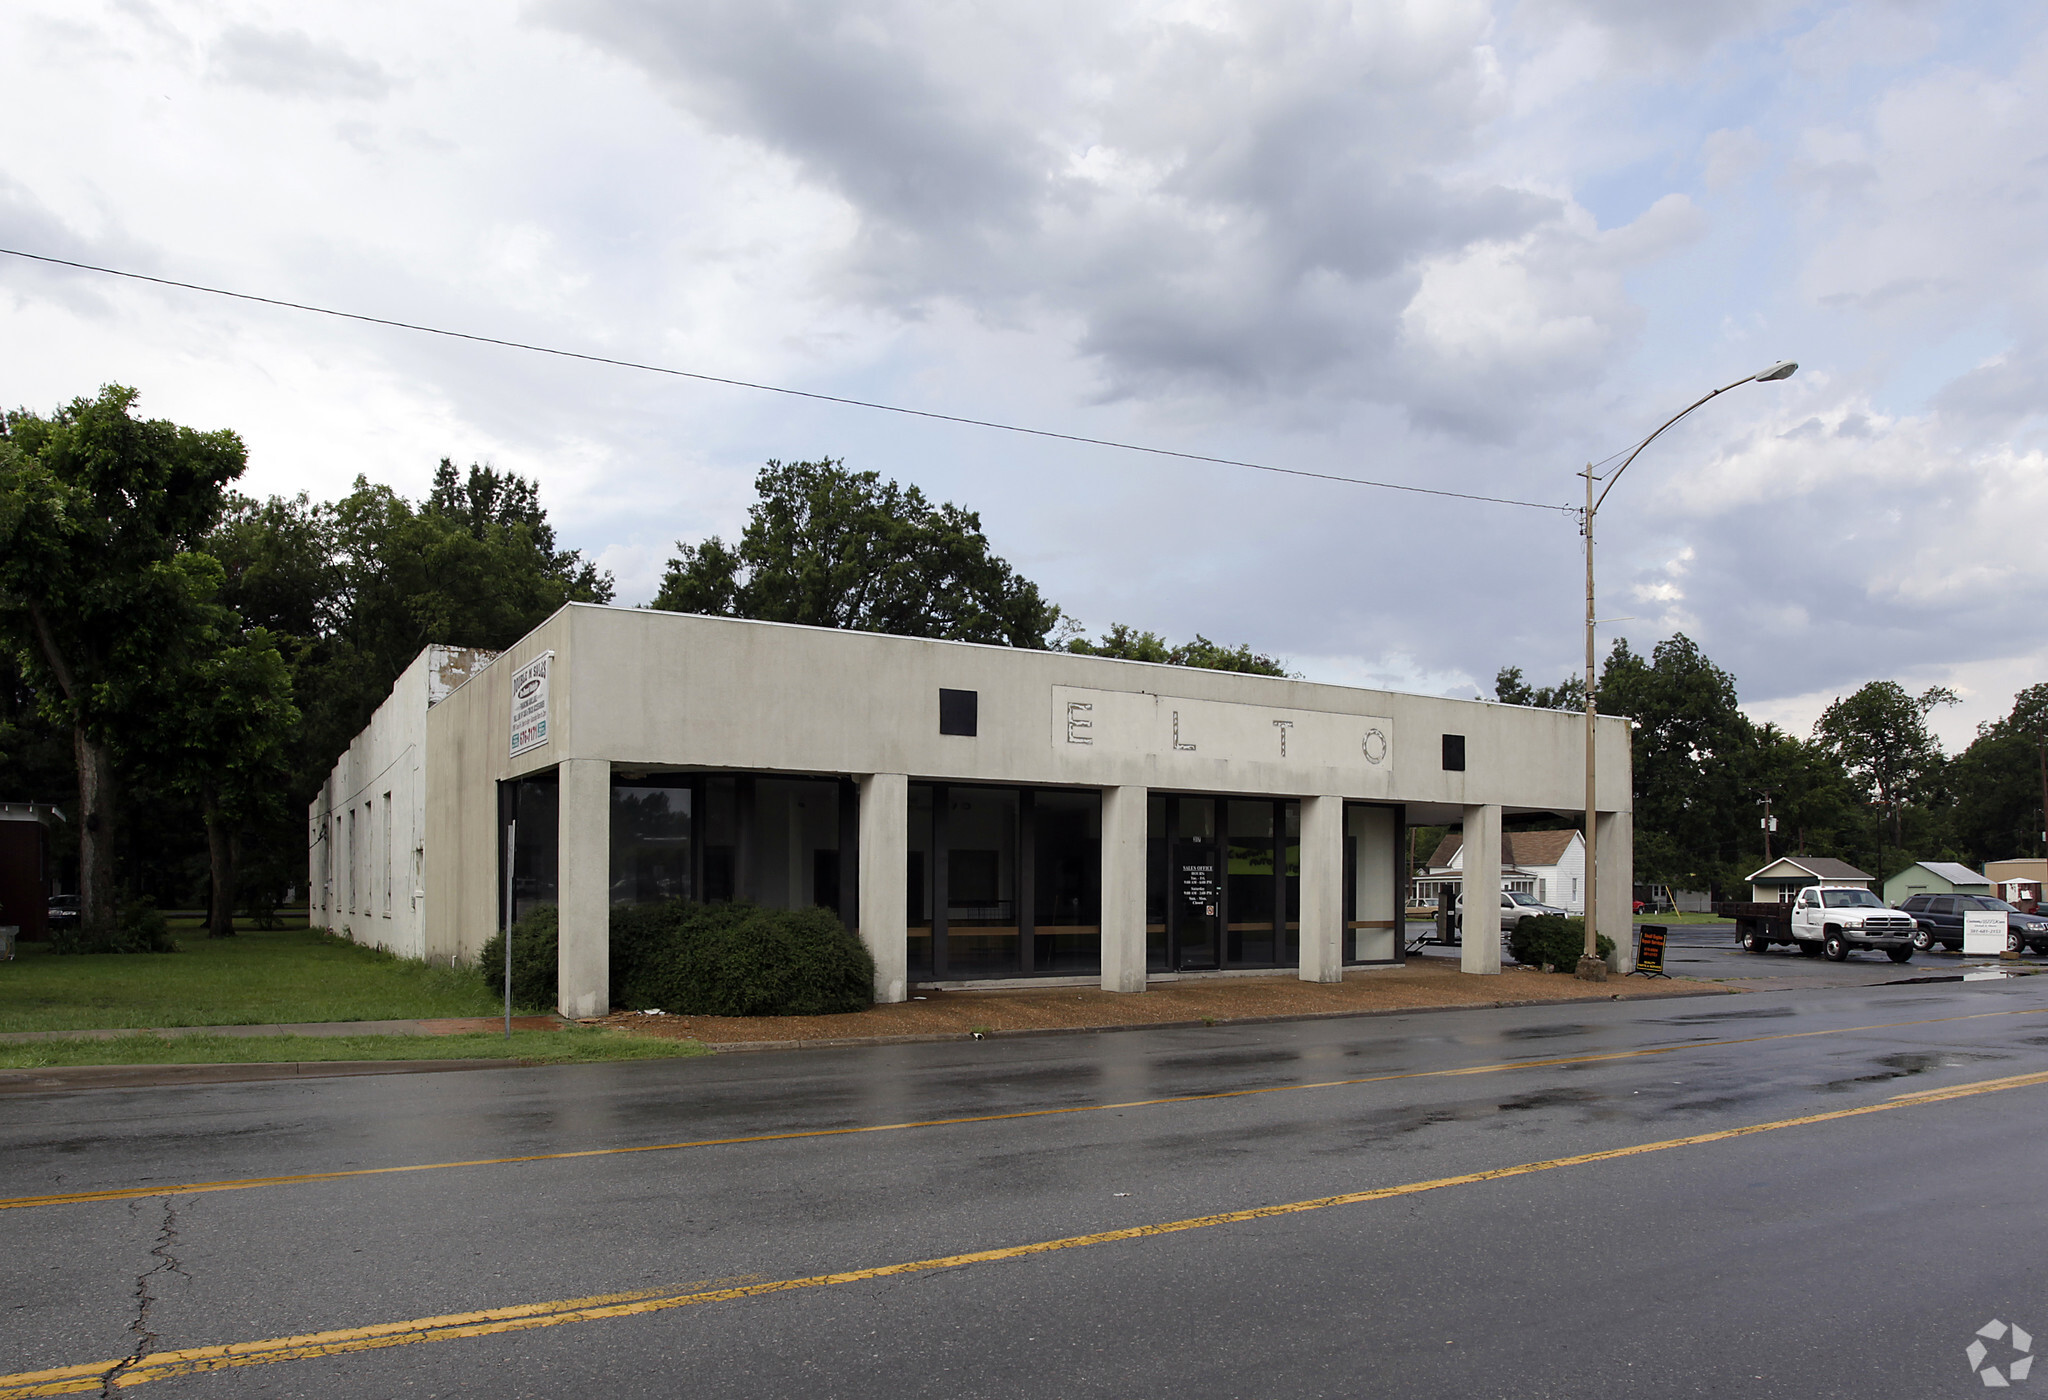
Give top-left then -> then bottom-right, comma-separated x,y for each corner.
590,960 -> 1727,1048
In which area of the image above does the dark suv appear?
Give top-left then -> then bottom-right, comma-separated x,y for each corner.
1896,893 -> 2048,954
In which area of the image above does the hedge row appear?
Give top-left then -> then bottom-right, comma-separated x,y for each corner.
477,900 -> 874,1017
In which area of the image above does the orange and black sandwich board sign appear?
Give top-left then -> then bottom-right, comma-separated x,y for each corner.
1632,925 -> 1670,978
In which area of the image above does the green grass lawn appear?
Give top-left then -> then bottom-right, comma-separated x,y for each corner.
1639,912 -> 1734,926
0,1027 -> 706,1069
0,920 -> 534,1033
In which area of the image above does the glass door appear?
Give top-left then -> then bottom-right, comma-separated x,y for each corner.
1170,798 -> 1221,970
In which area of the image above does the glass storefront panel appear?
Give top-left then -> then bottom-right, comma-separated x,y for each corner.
702,776 -> 739,903
1282,801 -> 1301,966
1032,790 -> 1100,973
1146,794 -> 1168,971
505,773 -> 558,924
751,778 -> 844,912
945,786 -> 1020,978
610,783 -> 692,905
908,784 -> 934,980
1226,800 -> 1276,966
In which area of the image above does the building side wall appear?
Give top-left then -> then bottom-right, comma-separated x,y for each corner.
425,614 -> 578,966
308,649 -> 433,958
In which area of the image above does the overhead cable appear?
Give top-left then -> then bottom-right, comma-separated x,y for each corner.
0,246 -> 1575,515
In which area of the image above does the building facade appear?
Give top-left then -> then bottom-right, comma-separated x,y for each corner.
315,606 -> 1637,1015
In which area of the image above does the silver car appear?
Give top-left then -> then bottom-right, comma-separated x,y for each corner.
1453,889 -> 1568,939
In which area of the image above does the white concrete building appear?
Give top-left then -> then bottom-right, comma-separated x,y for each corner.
311,644 -> 496,958
313,606 -> 1637,1015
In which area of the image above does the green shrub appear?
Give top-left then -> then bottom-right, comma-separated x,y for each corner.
1507,914 -> 1614,972
474,904 -> 559,1011
619,901 -> 874,1017
475,900 -> 875,1017
50,898 -> 178,955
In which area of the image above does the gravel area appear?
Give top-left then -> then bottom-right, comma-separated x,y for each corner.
593,961 -> 1727,1048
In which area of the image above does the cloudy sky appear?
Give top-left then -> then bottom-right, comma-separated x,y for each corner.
4,0 -> 2043,749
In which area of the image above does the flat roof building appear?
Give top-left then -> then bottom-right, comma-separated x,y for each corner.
313,605 -> 1636,1015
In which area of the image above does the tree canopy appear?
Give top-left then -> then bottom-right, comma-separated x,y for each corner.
652,458 -> 1060,647
1065,623 -> 1293,677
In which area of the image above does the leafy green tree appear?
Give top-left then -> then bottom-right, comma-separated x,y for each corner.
1596,634 -> 1757,893
1748,721 -> 1864,867
1493,665 -> 1586,710
0,387 -> 245,944
1812,681 -> 1958,847
1065,622 -> 1292,676
1949,684 -> 2048,865
154,618 -> 301,938
653,458 -> 1061,647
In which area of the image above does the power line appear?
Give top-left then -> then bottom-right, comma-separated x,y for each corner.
0,246 -> 1575,516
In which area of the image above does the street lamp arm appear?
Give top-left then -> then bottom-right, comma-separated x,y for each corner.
1593,374 -> 1754,516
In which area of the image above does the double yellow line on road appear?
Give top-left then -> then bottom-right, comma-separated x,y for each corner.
7,1065 -> 2047,1397
3,1006 -> 2041,1215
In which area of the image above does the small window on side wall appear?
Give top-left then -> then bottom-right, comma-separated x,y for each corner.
1441,734 -> 1466,771
939,688 -> 978,736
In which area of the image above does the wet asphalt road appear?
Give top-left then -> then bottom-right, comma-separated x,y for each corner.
6,976 -> 2048,1399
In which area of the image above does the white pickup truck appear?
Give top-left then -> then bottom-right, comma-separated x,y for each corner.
1722,885 -> 1917,962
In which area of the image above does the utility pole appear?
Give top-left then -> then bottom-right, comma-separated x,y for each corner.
1757,790 -> 1776,864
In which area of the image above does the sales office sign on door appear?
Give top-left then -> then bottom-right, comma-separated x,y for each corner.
509,652 -> 553,758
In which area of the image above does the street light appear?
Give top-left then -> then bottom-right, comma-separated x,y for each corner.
1576,360 -> 1798,979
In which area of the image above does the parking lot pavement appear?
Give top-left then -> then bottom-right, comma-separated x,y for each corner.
1407,920 -> 2048,992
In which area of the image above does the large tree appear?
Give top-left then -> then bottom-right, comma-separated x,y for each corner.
213,464 -> 612,916
1596,634 -> 1757,893
1065,623 -> 1292,677
1949,684 -> 2048,866
1493,665 -> 1587,711
0,387 -> 245,943
1812,680 -> 1957,847
653,458 -> 1061,647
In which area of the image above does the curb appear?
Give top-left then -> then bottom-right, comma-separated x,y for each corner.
695,982 -> 1736,1055
0,1058 -> 529,1094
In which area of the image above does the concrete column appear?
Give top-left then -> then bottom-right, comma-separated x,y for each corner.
555,758 -> 611,1019
1460,803 -> 1502,975
858,773 -> 909,1004
1597,809 -> 1634,974
1298,795 -> 1344,983
1099,785 -> 1148,993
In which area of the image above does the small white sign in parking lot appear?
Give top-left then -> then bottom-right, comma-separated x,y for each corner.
1963,910 -> 2006,955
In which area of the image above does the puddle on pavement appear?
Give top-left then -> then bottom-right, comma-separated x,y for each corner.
1821,1049 -> 2008,1092
1880,966 -> 2041,985
1648,1006 -> 1799,1025
1498,1023 -> 1596,1041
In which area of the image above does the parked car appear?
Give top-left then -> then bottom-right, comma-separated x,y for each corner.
1452,889 -> 1567,941
1896,893 -> 2048,954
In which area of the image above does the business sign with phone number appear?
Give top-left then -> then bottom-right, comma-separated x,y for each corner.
509,651 -> 553,758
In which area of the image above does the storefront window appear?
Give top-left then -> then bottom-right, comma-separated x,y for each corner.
1032,790 -> 1100,973
1146,794 -> 1169,972
504,773 -> 558,924
1226,800 -> 1276,965
945,787 -> 1019,977
611,783 -> 692,905
908,784 -> 934,979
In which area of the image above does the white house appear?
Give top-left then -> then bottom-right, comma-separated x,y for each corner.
1418,829 -> 1588,914
1744,856 -> 1871,903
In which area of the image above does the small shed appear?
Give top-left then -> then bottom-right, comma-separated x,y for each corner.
1744,856 -> 1872,904
1881,861 -> 1991,905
